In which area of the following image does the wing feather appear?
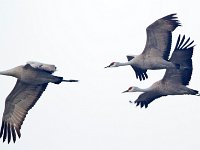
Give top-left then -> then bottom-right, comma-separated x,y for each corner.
3,122 -> 7,142
162,35 -> 194,85
7,123 -> 11,143
126,56 -> 148,81
143,14 -> 181,60
0,80 -> 48,143
11,125 -> 16,143
134,91 -> 165,108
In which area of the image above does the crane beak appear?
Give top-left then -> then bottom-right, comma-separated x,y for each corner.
104,66 -> 109,68
122,89 -> 129,93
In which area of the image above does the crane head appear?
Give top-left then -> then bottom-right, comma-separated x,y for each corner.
104,62 -> 120,68
122,86 -> 138,93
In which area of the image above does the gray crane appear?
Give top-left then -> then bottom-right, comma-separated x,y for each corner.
105,14 -> 181,81
0,61 -> 78,143
122,35 -> 199,108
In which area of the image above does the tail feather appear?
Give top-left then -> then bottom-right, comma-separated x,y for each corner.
191,89 -> 199,95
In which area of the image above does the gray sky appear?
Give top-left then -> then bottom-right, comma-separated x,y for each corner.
0,0 -> 200,149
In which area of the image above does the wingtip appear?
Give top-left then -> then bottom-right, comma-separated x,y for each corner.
3,122 -> 7,143
175,34 -> 195,50
144,104 -> 148,108
11,125 -> 16,143
134,101 -> 149,108
162,13 -> 181,28
16,128 -> 21,138
0,121 -> 4,138
177,22 -> 182,27
169,13 -> 177,18
163,13 -> 177,19
7,124 -> 11,144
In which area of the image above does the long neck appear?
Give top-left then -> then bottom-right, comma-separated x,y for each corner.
135,87 -> 151,92
0,66 -> 22,78
117,61 -> 133,66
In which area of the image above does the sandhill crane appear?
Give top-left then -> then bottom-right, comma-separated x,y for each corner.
0,61 -> 78,143
122,35 -> 199,108
105,13 -> 181,81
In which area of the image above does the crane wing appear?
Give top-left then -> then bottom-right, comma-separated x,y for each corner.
162,35 -> 194,85
27,61 -> 56,74
0,80 -> 48,143
134,91 -> 166,108
126,56 -> 148,81
142,14 -> 181,60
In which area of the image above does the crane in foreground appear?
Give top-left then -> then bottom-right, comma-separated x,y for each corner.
122,35 -> 199,108
105,13 -> 181,81
0,61 -> 78,143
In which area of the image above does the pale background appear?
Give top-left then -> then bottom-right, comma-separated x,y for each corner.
0,0 -> 200,150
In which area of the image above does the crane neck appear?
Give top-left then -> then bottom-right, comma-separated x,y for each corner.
117,61 -> 133,67
134,87 -> 150,92
132,87 -> 152,92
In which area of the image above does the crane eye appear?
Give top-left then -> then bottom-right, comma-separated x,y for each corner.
128,87 -> 132,91
110,62 -> 115,66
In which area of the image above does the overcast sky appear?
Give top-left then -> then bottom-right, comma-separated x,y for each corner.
0,0 -> 200,150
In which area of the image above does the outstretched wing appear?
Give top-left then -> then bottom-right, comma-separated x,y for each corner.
0,80 -> 48,143
142,14 -> 181,60
162,35 -> 194,85
134,91 -> 166,108
126,56 -> 148,81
